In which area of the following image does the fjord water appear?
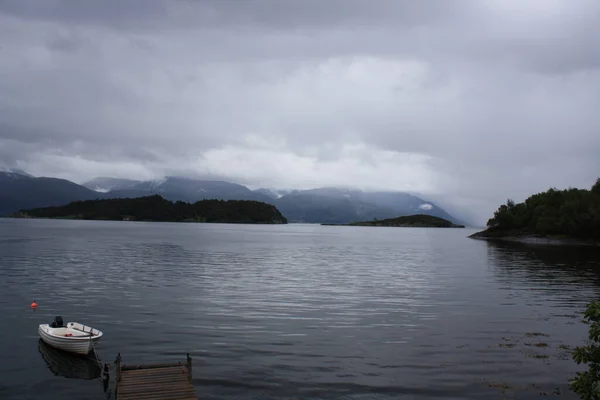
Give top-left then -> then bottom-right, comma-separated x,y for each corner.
1,219 -> 599,399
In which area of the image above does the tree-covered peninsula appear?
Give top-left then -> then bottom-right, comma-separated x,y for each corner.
11,195 -> 288,224
323,214 -> 465,228
470,178 -> 600,245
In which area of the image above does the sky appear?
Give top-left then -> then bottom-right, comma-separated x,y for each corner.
1,0 -> 599,223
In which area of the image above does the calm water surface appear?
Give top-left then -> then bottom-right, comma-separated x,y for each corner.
1,219 -> 600,400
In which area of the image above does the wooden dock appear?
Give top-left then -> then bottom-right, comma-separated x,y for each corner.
115,353 -> 197,400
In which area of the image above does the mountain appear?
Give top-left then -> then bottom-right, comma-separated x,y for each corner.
271,187 -> 464,225
252,188 -> 291,200
2,172 -> 465,225
417,193 -> 480,227
0,168 -> 34,178
0,171 -> 102,215
83,177 -> 142,192
84,176 -> 274,204
272,190 -> 395,223
358,191 -> 462,224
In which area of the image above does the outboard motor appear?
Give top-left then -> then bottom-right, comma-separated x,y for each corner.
50,316 -> 64,328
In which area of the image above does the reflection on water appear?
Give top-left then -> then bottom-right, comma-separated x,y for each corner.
487,241 -> 600,294
0,219 -> 599,400
38,339 -> 102,380
479,241 -> 600,398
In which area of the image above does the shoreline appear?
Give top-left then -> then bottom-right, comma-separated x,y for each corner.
6,215 -> 287,225
322,223 -> 465,228
468,231 -> 600,247
6,195 -> 288,225
321,214 -> 465,228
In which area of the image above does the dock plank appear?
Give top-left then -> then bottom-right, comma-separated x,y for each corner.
115,353 -> 197,400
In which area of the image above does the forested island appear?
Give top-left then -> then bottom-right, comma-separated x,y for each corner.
322,214 -> 465,228
470,178 -> 600,245
11,195 -> 288,224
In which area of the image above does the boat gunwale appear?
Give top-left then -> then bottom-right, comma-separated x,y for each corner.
39,323 -> 103,341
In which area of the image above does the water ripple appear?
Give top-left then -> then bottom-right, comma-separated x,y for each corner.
0,219 -> 599,399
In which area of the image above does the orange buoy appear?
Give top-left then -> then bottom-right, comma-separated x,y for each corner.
31,301 -> 38,309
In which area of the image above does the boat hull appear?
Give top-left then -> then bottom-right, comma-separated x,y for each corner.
38,323 -> 102,355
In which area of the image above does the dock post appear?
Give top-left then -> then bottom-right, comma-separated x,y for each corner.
101,363 -> 109,394
115,353 -> 122,383
186,352 -> 192,383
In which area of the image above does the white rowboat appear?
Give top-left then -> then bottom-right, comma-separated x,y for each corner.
38,316 -> 103,355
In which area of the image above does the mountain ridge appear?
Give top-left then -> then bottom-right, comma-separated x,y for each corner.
0,170 -> 471,225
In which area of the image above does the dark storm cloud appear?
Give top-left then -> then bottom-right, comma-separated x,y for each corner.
0,0 -> 599,223
0,0 -> 460,29
5,0 -> 595,76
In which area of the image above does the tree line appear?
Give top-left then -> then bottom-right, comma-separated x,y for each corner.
16,195 -> 288,224
486,178 -> 600,240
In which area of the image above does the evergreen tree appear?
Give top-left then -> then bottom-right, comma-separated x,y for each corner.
485,178 -> 600,240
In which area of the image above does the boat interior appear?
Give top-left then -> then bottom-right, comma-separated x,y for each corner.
47,326 -> 95,337
47,316 -> 101,337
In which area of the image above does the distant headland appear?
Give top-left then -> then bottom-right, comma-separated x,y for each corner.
11,195 -> 288,224
469,178 -> 600,246
322,214 -> 465,228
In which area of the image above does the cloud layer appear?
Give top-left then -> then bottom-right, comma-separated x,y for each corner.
1,0 -> 599,223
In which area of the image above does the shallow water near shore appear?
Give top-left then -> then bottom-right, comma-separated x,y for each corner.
1,218 -> 600,399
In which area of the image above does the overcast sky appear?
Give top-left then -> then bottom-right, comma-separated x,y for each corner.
1,0 -> 599,223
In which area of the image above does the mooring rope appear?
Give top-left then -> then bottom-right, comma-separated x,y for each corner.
88,332 -> 116,399
89,334 -> 102,368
